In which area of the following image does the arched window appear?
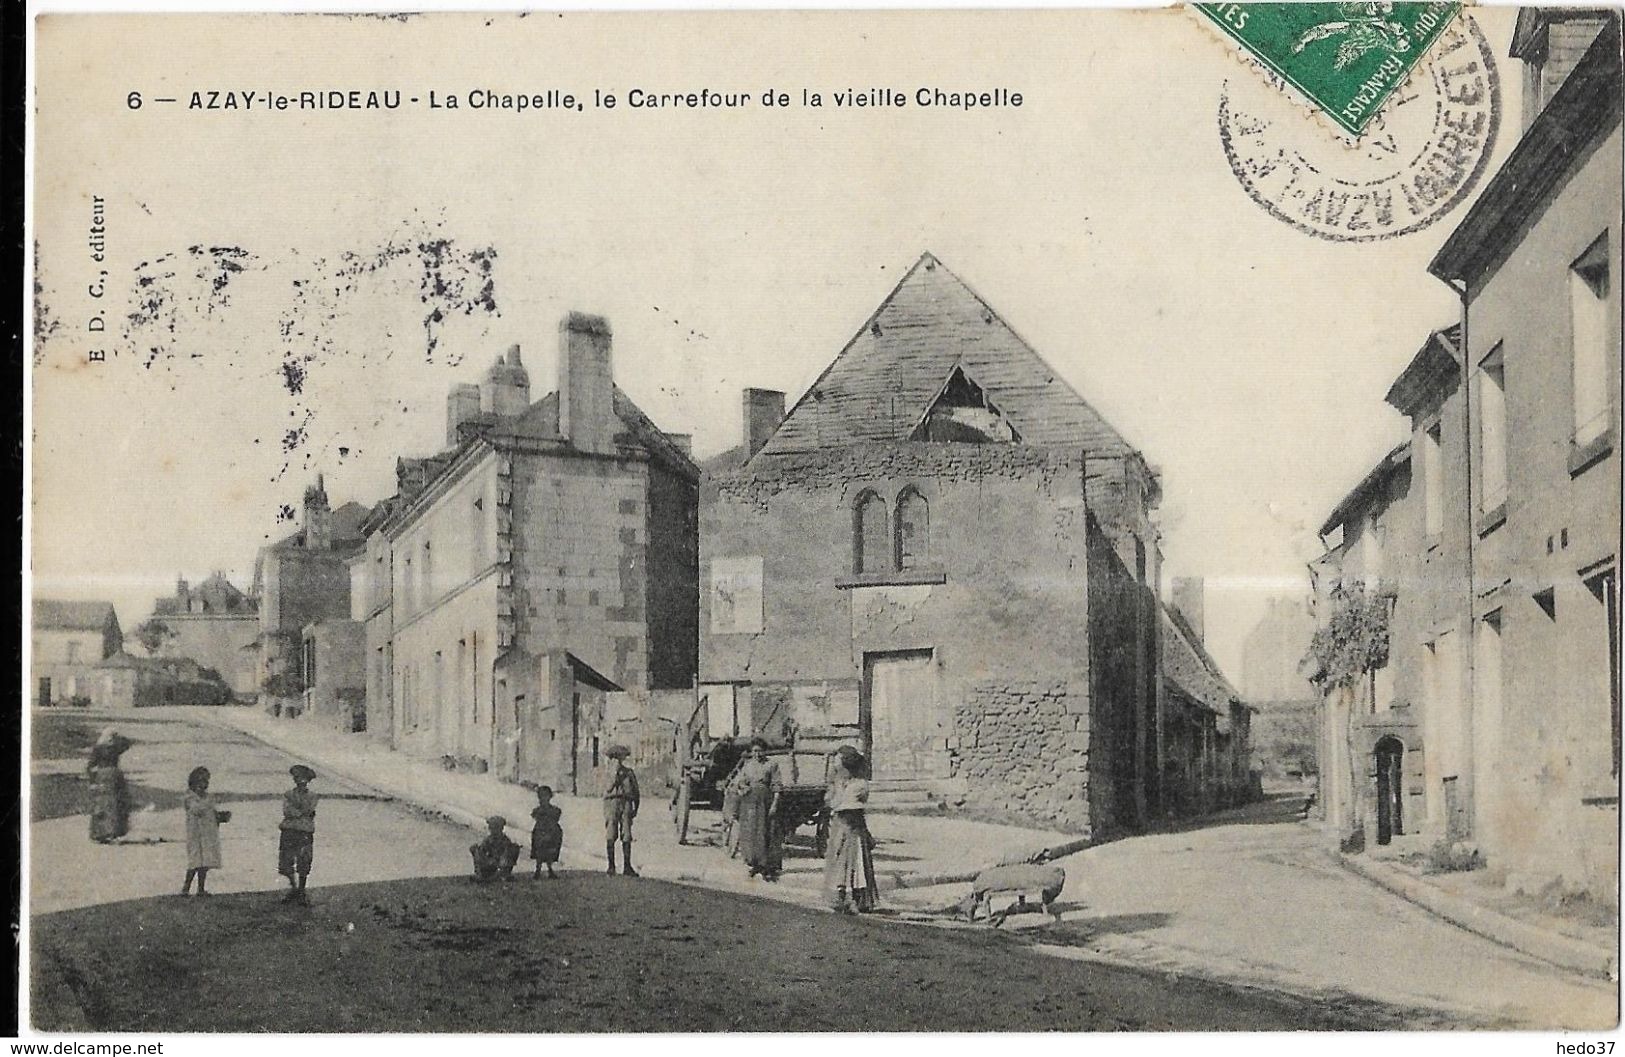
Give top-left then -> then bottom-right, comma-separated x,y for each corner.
854,491 -> 889,574
895,487 -> 929,569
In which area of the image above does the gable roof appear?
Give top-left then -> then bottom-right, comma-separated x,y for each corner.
34,599 -> 117,632
757,252 -> 1136,459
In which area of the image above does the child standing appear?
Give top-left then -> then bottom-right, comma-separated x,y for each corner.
278,764 -> 319,903
602,745 -> 640,876
470,815 -> 522,882
529,786 -> 563,879
182,766 -> 230,896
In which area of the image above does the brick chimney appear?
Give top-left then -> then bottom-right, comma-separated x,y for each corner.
559,313 -> 615,455
1171,576 -> 1205,643
743,388 -> 786,458
446,383 -> 481,446
304,474 -> 332,552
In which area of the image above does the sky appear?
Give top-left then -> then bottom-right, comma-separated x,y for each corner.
30,7 -> 1523,680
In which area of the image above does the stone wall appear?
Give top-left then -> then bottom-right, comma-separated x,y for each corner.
954,681 -> 1091,834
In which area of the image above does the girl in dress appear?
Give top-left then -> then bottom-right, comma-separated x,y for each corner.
182,766 -> 230,896
823,745 -> 879,913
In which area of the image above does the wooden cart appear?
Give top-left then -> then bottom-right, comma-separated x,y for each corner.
672,735 -> 841,855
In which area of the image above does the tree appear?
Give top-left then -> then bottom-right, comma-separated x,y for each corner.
133,618 -> 177,657
1303,580 -> 1394,691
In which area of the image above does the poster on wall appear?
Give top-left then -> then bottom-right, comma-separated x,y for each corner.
710,556 -> 764,635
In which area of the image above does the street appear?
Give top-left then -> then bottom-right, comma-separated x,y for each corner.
28,709 -> 1617,1032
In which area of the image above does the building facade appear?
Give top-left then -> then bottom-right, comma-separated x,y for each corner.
1424,12 -> 1622,898
701,252 -> 1242,837
252,477 -> 372,702
148,573 -> 260,698
31,600 -> 122,706
1240,597 -> 1321,782
358,314 -> 700,791
1315,13 -> 1621,899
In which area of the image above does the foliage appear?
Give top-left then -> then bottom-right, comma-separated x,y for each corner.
133,618 -> 177,657
261,672 -> 303,699
1303,580 -> 1395,691
1424,839 -> 1483,874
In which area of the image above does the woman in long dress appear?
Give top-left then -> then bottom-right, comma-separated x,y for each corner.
730,738 -> 784,881
823,745 -> 879,913
86,729 -> 133,844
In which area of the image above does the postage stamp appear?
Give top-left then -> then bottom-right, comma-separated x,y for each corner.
1194,2 -> 1464,135
1217,11 -> 1500,242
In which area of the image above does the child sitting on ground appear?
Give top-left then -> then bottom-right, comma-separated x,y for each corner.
530,786 -> 563,880
471,815 -> 522,882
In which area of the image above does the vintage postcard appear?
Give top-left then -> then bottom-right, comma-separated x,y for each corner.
23,1 -> 1624,1040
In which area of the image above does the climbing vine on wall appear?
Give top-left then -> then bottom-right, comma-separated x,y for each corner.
1304,580 -> 1396,691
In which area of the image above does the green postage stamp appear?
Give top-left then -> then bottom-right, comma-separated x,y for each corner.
1194,2 -> 1464,134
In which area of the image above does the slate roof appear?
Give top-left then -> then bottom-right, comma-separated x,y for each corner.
758,252 -> 1136,459
34,599 -> 118,632
267,500 -> 374,555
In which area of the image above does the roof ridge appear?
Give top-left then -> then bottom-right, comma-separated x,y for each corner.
924,254 -> 1139,456
751,252 -> 939,465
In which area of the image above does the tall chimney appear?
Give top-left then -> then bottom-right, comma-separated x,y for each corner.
1171,576 -> 1205,644
304,474 -> 333,552
481,345 -> 532,419
447,383 -> 481,446
743,388 -> 786,458
559,313 -> 615,455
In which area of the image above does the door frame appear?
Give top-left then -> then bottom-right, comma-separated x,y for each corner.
859,648 -> 936,780
1374,736 -> 1404,845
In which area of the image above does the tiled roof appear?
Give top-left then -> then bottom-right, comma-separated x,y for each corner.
34,599 -> 117,631
1161,604 -> 1243,715
758,252 -> 1135,458
1319,442 -> 1412,539
1384,325 -> 1461,417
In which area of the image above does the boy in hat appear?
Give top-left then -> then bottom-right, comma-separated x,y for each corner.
278,764 -> 318,903
470,815 -> 522,882
603,745 -> 639,876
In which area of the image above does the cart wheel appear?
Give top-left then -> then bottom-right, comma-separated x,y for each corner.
814,812 -> 829,858
674,778 -> 692,845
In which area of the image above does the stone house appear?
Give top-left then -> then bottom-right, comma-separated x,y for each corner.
301,620 -> 367,731
89,651 -> 231,709
1160,578 -> 1254,814
1240,597 -> 1321,782
1418,11 -> 1621,898
701,252 -> 1207,838
252,476 -> 372,703
355,314 -> 699,793
1311,437 -> 1436,852
31,599 -> 122,706
148,572 -> 260,698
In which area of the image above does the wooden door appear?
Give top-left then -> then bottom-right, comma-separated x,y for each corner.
862,650 -> 945,782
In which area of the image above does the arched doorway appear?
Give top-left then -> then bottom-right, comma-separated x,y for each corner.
1374,737 -> 1405,845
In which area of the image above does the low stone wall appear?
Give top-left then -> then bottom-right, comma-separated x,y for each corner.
953,681 -> 1091,834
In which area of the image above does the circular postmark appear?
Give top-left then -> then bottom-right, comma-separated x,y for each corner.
1218,13 -> 1500,242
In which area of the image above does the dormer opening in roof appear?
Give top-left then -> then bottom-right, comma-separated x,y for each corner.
911,364 -> 1020,443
